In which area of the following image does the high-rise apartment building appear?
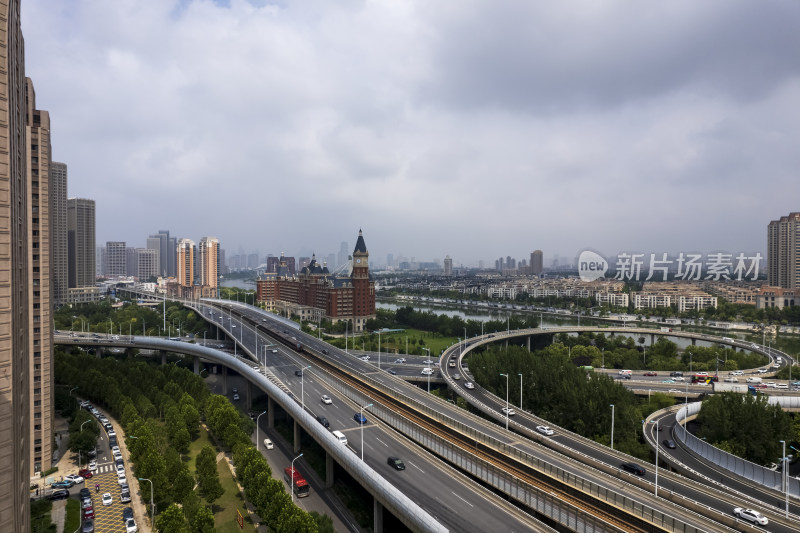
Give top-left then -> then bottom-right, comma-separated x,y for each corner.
26,79 -> 54,478
0,2 -> 32,528
67,198 -> 96,288
147,230 -> 176,277
126,248 -> 138,278
176,238 -> 195,287
443,255 -> 453,276
50,161 -> 67,306
136,248 -> 158,281
530,250 -> 543,276
105,241 -> 126,277
768,213 -> 800,289
199,236 -> 219,288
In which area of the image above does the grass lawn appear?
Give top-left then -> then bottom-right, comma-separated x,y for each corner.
64,498 -> 80,533
209,454 -> 256,533
186,428 -> 214,474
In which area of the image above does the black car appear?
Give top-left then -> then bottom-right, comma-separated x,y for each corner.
48,489 -> 69,501
321,349 -> 329,355
79,487 -> 91,499
122,507 -> 134,521
662,439 -> 677,449
620,462 -> 646,476
386,368 -> 398,375
316,416 -> 330,428
295,370 -> 303,377
387,457 -> 405,470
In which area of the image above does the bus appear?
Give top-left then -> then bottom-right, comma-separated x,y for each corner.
691,374 -> 719,384
284,466 -> 310,498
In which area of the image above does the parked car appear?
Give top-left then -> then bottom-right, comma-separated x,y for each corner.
122,507 -> 134,521
120,491 -> 131,503
125,518 -> 138,533
81,519 -> 95,533
47,489 -> 69,501
232,394 -> 240,401
353,413 -> 368,424
536,425 -> 554,436
387,456 -> 406,470
83,507 -> 95,520
733,507 -> 768,525
78,469 -> 93,478
620,462 -> 646,475
65,474 -> 84,484
51,480 -> 73,489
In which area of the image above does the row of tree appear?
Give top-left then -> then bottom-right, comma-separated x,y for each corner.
55,349 -> 318,532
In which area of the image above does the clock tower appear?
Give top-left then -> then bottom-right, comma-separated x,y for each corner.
351,229 -> 374,330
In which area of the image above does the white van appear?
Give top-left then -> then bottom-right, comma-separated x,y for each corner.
746,377 -> 762,383
332,431 -> 348,446
263,438 -> 273,450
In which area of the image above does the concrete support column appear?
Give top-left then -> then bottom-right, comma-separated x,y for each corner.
293,420 -> 301,453
650,334 -> 655,345
527,336 -> 531,351
325,452 -> 334,488
160,351 -> 167,366
95,347 -> 103,358
221,365 -> 228,395
505,339 -> 508,349
193,356 -> 200,375
692,338 -> 696,346
267,396 -> 275,428
246,380 -> 252,409
373,499 -> 384,533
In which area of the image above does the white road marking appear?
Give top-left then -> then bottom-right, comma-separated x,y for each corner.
408,461 -> 425,474
451,491 -> 474,508
375,437 -> 389,448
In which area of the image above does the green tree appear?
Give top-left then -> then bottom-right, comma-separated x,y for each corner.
155,503 -> 190,533
192,506 -> 215,533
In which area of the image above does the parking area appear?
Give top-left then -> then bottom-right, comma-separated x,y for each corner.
86,465 -> 130,532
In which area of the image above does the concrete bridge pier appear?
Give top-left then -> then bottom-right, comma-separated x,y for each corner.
527,336 -> 531,351
293,420 -> 301,453
221,366 -> 228,395
267,396 -> 275,428
374,499 -> 384,533
650,334 -> 655,345
505,339 -> 508,349
246,381 -> 252,409
692,338 -> 696,346
95,346 -> 103,358
325,453 -> 334,488
160,350 -> 167,366
193,356 -> 200,375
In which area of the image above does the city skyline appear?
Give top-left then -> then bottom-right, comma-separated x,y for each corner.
22,2 -> 800,264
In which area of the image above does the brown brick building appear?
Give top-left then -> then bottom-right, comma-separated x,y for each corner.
256,231 -> 375,331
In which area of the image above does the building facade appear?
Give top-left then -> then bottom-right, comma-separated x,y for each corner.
50,161 -> 67,306
767,212 -> 800,289
105,241 -> 126,277
67,198 -> 95,288
530,250 -> 543,276
0,1 -> 32,528
256,231 -> 376,331
176,238 -> 195,287
26,79 -> 54,477
443,255 -> 453,276
199,236 -> 219,288
756,286 -> 798,310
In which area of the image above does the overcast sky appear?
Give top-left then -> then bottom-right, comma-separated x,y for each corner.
23,1 -> 800,267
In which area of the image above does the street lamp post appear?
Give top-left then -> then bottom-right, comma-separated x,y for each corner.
610,404 -> 615,450
780,440 -> 789,517
300,366 -> 311,412
378,330 -> 381,370
518,373 -> 523,409
360,403 -> 373,462
290,453 -> 304,502
423,348 -> 431,392
256,411 -> 267,452
500,373 -> 509,430
138,477 -> 154,524
651,421 -> 660,497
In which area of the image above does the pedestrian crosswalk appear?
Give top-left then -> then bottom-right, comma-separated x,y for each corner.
94,464 -> 119,474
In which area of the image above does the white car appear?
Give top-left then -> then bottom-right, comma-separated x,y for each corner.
118,472 -> 127,485
102,493 -> 113,506
87,461 -> 97,472
232,394 -> 240,401
733,507 -> 768,525
464,382 -> 475,389
421,368 -> 434,375
501,407 -> 516,416
757,369 -> 768,374
263,438 -> 274,450
672,376 -> 685,382
64,474 -> 84,484
731,370 -> 744,376
321,395 -> 332,405
125,518 -> 138,533
776,383 -> 789,389
723,377 -> 738,383
536,425 -> 554,436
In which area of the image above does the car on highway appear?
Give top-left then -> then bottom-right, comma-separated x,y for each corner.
386,368 -> 397,375
232,394 -> 240,401
723,377 -> 739,383
501,407 -> 516,416
731,370 -> 744,376
464,382 -> 475,389
643,371 -> 658,377
733,507 -> 768,525
102,493 -> 113,506
387,457 -> 406,470
757,369 -> 768,374
316,416 -> 330,428
776,383 -> 788,389
662,379 -> 674,384
662,439 -> 676,449
620,462 -> 646,475
421,368 -> 434,375
672,376 -> 685,382
321,349 -> 329,355
359,355 -> 370,361
321,395 -> 332,404
536,425 -> 554,436
396,358 -> 406,363
294,370 -> 303,377
263,439 -> 274,450
453,374 -> 461,380
353,413 -> 368,424
422,359 -> 435,365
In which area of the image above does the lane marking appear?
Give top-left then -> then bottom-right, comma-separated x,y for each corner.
408,461 -> 425,474
375,437 -> 389,448
450,491 -> 474,507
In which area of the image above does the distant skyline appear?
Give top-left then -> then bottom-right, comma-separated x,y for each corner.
23,2 -> 800,266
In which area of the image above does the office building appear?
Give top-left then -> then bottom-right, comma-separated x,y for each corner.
126,248 -> 138,278
338,241 -> 349,268
767,212 -> 800,289
50,161 -> 67,306
147,230 -> 176,277
0,2 -> 32,528
443,255 -> 453,276
26,79 -> 54,478
199,236 -> 219,288
256,231 -> 376,331
136,248 -> 159,281
105,241 -> 126,277
176,238 -> 195,287
530,250 -> 543,276
67,198 -> 96,288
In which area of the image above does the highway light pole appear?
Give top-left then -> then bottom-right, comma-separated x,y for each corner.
256,411 -> 267,452
300,366 -> 311,412
651,421 -> 659,497
780,440 -> 789,518
500,373 -> 509,430
518,373 -> 523,409
139,477 -> 154,524
378,330 -> 381,370
290,453 -> 303,503
610,404 -> 615,450
360,403 -> 373,462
